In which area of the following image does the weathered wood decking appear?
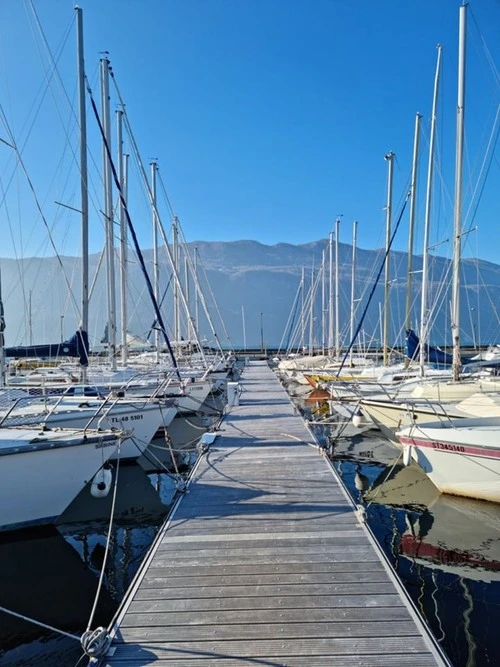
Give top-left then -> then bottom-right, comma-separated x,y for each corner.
102,361 -> 449,666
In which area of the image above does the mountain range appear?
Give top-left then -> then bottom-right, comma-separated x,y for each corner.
1,238 -> 499,352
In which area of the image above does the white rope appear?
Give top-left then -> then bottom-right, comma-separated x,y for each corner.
79,444 -> 122,658
136,433 -> 190,488
0,604 -> 80,641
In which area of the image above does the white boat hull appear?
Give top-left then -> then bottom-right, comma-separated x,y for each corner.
398,417 -> 500,503
360,399 -> 465,443
0,429 -> 119,531
3,400 -> 165,460
175,381 -> 212,413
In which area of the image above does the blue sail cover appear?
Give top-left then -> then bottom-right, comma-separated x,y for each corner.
405,328 -> 474,367
4,329 -> 89,366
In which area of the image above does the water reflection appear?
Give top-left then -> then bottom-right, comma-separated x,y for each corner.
0,421 -> 201,665
0,377 -> 229,665
297,388 -> 500,667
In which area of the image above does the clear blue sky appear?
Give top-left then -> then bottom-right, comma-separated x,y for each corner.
1,0 -> 499,263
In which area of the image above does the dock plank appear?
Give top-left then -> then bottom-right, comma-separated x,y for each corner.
102,361 -> 449,666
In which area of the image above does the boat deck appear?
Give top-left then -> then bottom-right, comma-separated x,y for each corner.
101,361 -> 448,666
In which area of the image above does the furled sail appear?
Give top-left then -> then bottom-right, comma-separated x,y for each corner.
405,328 -> 474,367
4,329 -> 89,366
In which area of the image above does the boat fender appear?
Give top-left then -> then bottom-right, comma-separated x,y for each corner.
355,504 -> 367,523
90,464 -> 113,498
403,445 -> 412,467
352,410 -> 363,428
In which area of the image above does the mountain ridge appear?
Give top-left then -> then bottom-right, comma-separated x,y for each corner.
1,238 -> 498,349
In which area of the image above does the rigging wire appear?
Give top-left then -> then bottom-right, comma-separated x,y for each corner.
335,191 -> 411,377
85,72 -> 182,381
0,111 -> 80,315
108,72 -> 208,366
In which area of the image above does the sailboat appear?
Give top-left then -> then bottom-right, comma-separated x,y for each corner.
397,414 -> 500,503
393,4 -> 500,504
0,426 -> 125,532
0,8 -> 166,532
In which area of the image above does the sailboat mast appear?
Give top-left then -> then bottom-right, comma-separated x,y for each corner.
383,151 -> 395,366
452,5 -> 467,382
349,220 -> 357,366
300,266 -> 305,352
321,248 -> 326,356
173,216 -> 180,351
420,45 -> 443,376
151,161 -> 161,363
76,7 -> 89,376
100,57 -> 117,371
405,113 -> 421,337
328,231 -> 334,355
194,246 -> 199,333
117,110 -> 129,366
309,261 -> 315,356
0,269 -> 5,387
334,217 -> 340,358
185,254 -> 193,344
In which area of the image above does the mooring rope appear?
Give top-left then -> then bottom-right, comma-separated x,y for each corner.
364,450 -> 404,509
0,604 -> 80,641
78,442 -> 122,659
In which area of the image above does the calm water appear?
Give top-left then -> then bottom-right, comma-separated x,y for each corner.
0,399 -> 222,667
2,384 -> 500,666
302,393 -> 500,667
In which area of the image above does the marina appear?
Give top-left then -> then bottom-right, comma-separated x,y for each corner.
1,361 -> 500,665
1,2 -> 500,665
101,361 -> 447,666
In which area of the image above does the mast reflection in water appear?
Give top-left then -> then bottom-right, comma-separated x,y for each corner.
302,391 -> 500,667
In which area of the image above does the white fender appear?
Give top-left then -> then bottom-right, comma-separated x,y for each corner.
352,410 -> 363,428
403,445 -> 412,467
91,465 -> 113,498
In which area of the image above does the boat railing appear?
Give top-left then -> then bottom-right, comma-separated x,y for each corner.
375,383 -> 395,400
403,397 -> 457,429
0,396 -> 52,428
135,372 -> 174,400
0,390 -> 126,433
91,394 -> 127,434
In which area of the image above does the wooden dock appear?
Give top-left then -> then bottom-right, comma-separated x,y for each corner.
101,361 -> 449,666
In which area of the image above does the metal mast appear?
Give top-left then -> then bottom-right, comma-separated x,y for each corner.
117,110 -> 128,366
383,151 -> 395,366
405,113 -> 421,340
349,221 -> 358,366
334,217 -> 340,358
309,262 -> 315,356
321,248 -> 326,355
328,231 -> 334,356
194,247 -> 199,333
420,45 -> 443,376
0,269 -> 5,387
76,6 -> 89,378
173,216 -> 180,351
100,57 -> 117,370
151,161 -> 160,362
300,266 -> 305,352
452,5 -> 467,382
